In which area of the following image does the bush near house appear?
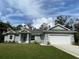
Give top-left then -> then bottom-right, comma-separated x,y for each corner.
74,32 -> 79,45
0,34 -> 4,43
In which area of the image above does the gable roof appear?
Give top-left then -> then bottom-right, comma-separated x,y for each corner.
3,29 -> 16,35
3,24 -> 74,35
50,24 -> 70,31
18,29 -> 30,33
31,29 -> 42,35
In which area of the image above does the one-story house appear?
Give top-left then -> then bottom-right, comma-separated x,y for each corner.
3,24 -> 76,45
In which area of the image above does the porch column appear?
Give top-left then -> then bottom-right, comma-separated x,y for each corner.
44,34 -> 48,44
71,34 -> 75,44
26,34 -> 29,43
18,34 -> 21,43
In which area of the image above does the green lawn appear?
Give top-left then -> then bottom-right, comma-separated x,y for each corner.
0,43 -> 78,59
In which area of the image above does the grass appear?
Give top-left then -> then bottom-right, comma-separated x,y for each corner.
0,43 -> 78,59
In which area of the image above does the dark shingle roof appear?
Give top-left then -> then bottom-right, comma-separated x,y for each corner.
31,29 -> 43,35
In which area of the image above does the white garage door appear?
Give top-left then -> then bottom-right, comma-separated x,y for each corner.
49,35 -> 72,45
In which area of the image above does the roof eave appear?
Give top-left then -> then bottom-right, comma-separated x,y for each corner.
43,30 -> 77,33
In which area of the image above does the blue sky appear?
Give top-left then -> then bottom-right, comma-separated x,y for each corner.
0,0 -> 79,28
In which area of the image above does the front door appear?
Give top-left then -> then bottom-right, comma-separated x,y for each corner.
21,34 -> 27,43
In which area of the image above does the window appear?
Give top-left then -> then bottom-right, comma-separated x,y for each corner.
31,35 -> 35,40
10,35 -> 13,39
16,34 -> 19,36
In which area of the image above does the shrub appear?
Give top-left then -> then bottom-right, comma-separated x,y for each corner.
34,41 -> 39,44
74,32 -> 79,45
7,41 -> 15,43
47,41 -> 50,45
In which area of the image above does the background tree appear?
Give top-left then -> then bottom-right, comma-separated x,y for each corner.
74,18 -> 79,32
40,23 -> 50,30
74,22 -> 79,32
27,23 -> 33,30
65,19 -> 74,30
16,25 -> 22,30
55,15 -> 75,30
55,15 -> 69,25
0,21 -> 12,42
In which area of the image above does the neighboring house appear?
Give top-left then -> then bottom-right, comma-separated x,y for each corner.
3,24 -> 76,45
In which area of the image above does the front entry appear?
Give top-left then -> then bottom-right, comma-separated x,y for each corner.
21,34 -> 27,43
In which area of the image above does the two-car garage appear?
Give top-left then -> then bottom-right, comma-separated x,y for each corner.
43,24 -> 75,45
48,34 -> 74,45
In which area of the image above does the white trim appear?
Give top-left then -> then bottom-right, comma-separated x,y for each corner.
50,24 -> 70,31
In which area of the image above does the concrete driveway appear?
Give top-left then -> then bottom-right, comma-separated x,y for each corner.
52,45 -> 79,58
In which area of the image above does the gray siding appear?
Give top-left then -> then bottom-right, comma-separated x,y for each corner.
15,34 -> 21,43
4,35 -> 15,42
43,34 -> 48,44
35,36 -> 41,43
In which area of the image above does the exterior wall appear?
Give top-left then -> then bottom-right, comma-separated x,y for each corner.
4,33 -> 75,45
35,36 -> 41,43
53,26 -> 65,30
71,34 -> 75,44
43,33 -> 75,45
4,35 -> 15,42
4,35 -> 8,42
40,35 -> 44,44
42,34 -> 48,44
15,34 -> 30,43
15,34 -> 21,43
4,34 -> 30,43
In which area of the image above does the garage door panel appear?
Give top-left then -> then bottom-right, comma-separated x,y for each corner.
49,35 -> 72,44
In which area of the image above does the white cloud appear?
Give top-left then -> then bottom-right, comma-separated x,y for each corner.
56,7 -> 79,17
2,19 -> 8,23
1,10 -> 24,22
0,0 -> 78,27
0,0 -> 5,11
6,0 -> 44,18
32,17 -> 55,28
6,8 -> 14,13
0,9 -> 24,25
